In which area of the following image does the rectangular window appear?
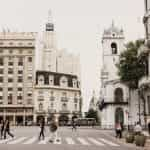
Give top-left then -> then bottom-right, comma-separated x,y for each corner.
8,94 -> 13,104
18,61 -> 23,66
18,76 -> 23,82
8,68 -> 13,74
0,77 -> 3,82
18,88 -> 22,91
0,87 -> 3,91
0,96 -> 3,99
148,96 -> 150,115
8,62 -> 13,66
8,88 -> 13,91
28,57 -> 32,62
17,96 -> 22,99
18,70 -> 23,74
0,58 -> 3,65
8,78 -> 13,82
0,69 -> 3,74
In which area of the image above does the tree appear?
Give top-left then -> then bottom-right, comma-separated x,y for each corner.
85,109 -> 99,123
117,39 -> 147,124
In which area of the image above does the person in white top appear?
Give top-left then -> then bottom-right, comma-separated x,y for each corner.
134,122 -> 142,135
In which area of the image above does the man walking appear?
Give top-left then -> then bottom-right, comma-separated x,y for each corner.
0,120 -> 4,139
39,118 -> 45,140
72,119 -> 77,131
4,119 -> 14,139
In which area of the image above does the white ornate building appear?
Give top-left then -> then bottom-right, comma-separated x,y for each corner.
138,0 -> 150,127
100,23 -> 129,128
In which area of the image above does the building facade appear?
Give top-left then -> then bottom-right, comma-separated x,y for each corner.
34,71 -> 81,125
100,23 -> 129,129
0,32 -> 36,125
138,0 -> 150,126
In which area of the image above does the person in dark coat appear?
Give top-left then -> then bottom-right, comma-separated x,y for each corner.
0,120 -> 4,139
148,122 -> 150,135
39,118 -> 45,140
4,119 -> 14,139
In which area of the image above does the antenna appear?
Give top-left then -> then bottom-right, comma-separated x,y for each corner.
48,9 -> 53,23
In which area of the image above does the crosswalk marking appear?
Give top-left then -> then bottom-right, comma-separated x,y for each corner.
8,137 -> 27,144
38,137 -> 50,144
66,137 -> 75,144
0,136 -> 120,146
88,138 -> 104,146
0,138 -> 12,144
99,138 -> 119,146
23,136 -> 37,144
77,137 -> 90,145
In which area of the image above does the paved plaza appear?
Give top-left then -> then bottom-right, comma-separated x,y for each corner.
0,127 -> 141,150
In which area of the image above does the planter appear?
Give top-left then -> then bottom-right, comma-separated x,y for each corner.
125,132 -> 135,143
135,134 -> 147,147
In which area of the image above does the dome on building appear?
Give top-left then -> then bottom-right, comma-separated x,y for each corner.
103,21 -> 124,38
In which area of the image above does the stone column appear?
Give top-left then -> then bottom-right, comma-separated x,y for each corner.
3,109 -> 6,121
13,113 -> 16,126
23,109 -> 26,126
33,114 -> 37,125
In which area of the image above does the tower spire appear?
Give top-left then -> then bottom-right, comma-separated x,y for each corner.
46,9 -> 54,31
48,9 -> 53,23
112,20 -> 114,27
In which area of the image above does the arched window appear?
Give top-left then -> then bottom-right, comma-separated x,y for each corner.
115,107 -> 124,124
111,42 -> 117,54
114,88 -> 123,102
38,75 -> 44,85
62,103 -> 67,111
60,76 -> 68,87
39,103 -> 43,111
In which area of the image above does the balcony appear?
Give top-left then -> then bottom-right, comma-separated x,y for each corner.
48,109 -> 56,113
139,76 -> 150,87
61,97 -> 68,102
35,110 -> 46,114
50,96 -> 55,101
59,110 -> 70,114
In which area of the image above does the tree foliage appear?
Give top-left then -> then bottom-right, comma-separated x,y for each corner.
117,39 -> 147,90
85,109 -> 98,122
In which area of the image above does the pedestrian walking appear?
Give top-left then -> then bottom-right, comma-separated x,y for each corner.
72,120 -> 77,131
38,118 -> 45,140
49,116 -> 59,143
134,122 -> 142,135
4,119 -> 14,139
0,120 -> 4,139
148,122 -> 150,135
115,122 -> 122,138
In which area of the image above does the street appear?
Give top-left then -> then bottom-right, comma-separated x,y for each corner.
0,127 -> 141,150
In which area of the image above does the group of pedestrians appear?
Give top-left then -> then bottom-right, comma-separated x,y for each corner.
0,119 -> 14,140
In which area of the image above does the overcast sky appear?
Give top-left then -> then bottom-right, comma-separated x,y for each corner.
0,0 -> 145,111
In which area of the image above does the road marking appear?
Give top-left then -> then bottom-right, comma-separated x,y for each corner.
99,138 -> 119,146
77,137 -> 90,145
0,138 -> 12,144
88,137 -> 104,146
65,137 -> 75,144
38,137 -> 50,144
23,136 -> 37,144
8,137 -> 27,144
